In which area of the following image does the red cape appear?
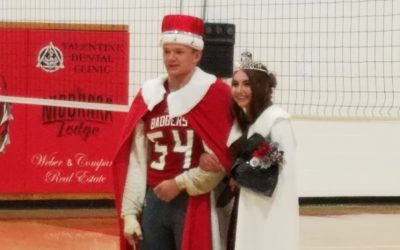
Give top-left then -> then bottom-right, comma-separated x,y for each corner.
113,79 -> 233,250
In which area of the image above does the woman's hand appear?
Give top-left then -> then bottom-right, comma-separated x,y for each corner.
228,178 -> 238,191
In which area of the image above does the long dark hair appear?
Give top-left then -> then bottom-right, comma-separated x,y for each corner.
231,67 -> 277,133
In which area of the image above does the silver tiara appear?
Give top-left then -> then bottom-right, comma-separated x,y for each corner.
234,51 -> 268,74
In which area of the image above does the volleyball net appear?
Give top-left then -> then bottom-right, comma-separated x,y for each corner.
0,0 -> 399,119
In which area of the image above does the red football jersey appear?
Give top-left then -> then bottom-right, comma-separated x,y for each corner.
143,94 -> 205,187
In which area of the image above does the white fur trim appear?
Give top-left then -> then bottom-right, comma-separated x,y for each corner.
160,33 -> 204,50
141,67 -> 216,117
211,183 -> 232,250
141,76 -> 167,111
167,68 -> 215,117
227,105 -> 290,146
227,120 -> 241,146
210,190 -> 221,250
248,105 -> 290,138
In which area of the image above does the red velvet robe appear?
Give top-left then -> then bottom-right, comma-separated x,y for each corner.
113,77 -> 233,250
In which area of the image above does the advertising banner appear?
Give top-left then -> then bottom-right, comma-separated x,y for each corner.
0,24 -> 128,194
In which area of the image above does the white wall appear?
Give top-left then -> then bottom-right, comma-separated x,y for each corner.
294,119 -> 400,197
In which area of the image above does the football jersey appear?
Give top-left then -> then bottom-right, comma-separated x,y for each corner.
143,93 -> 205,187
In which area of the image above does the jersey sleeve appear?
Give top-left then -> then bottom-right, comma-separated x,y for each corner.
121,120 -> 148,217
175,141 -> 226,196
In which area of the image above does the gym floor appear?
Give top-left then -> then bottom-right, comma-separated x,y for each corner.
1,205 -> 400,250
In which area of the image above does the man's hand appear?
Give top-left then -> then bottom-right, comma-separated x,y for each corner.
154,179 -> 181,202
199,153 -> 224,172
123,214 -> 143,246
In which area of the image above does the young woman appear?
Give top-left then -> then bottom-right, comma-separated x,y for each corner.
201,52 -> 299,250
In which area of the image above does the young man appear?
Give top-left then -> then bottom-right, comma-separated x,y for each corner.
113,14 -> 233,250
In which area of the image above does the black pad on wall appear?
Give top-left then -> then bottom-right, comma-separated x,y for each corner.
199,22 -> 235,78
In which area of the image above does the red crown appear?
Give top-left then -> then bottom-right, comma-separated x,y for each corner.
162,14 -> 204,36
160,14 -> 204,50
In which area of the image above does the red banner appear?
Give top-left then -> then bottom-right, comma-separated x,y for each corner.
0,25 -> 128,194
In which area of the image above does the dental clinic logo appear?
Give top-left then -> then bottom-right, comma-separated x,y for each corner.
37,42 -> 64,73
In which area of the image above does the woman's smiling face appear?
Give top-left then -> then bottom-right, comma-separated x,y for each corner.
231,70 -> 252,111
